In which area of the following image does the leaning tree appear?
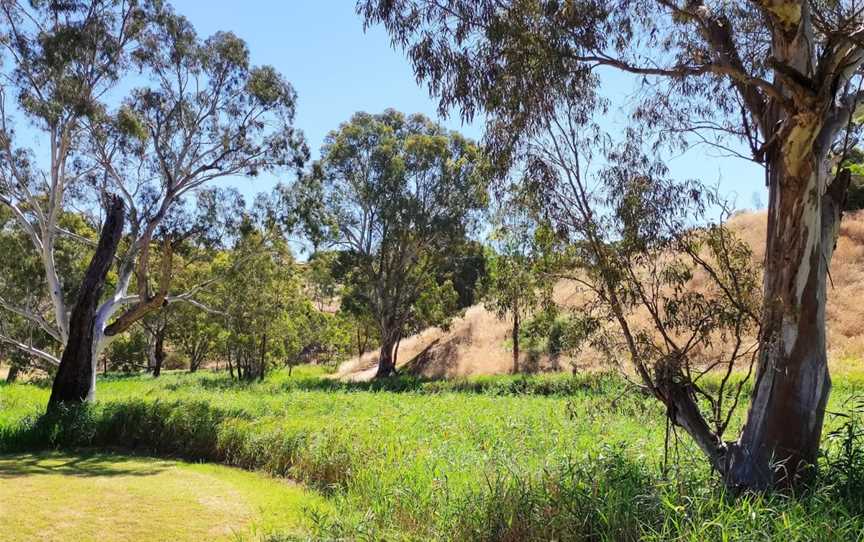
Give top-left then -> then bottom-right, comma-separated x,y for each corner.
359,0 -> 864,489
0,1 -> 305,408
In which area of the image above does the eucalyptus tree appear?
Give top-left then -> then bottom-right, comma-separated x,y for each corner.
214,218 -> 306,381
483,204 -> 549,374
297,110 -> 489,377
0,1 -> 306,408
0,0 -> 142,377
359,0 -> 864,488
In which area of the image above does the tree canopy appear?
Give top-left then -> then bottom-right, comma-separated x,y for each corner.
294,110 -> 489,376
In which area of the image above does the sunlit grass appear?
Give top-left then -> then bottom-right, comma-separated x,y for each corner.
3,366 -> 864,540
0,451 -> 328,542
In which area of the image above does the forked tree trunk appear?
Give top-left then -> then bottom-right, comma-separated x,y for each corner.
189,346 -> 204,373
48,197 -> 125,411
357,327 -> 369,360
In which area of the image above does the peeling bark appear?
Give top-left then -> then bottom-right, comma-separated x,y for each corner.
47,197 -> 125,410
724,137 -> 842,488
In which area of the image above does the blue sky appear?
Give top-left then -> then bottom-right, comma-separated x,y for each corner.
171,1 -> 767,210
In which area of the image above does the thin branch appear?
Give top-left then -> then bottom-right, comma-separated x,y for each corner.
0,333 -> 60,365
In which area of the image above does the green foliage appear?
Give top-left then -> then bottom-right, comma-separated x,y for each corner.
823,396 -> 864,509
0,0 -> 307,395
292,110 -> 490,371
482,198 -> 555,368
437,239 -> 487,309
203,218 -> 350,378
213,220 -> 307,379
103,329 -> 148,373
519,308 -> 600,364
839,148 -> 864,212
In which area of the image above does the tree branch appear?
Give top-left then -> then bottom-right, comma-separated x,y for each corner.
0,333 -> 60,366
0,295 -> 62,342
103,239 -> 174,336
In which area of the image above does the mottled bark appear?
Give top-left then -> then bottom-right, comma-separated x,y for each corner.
725,145 -> 848,489
48,197 -> 125,410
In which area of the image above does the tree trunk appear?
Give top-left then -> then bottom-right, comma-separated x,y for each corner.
48,196 -> 125,411
725,139 -> 846,489
512,307 -> 520,375
189,354 -> 200,373
152,331 -> 165,378
6,363 -> 19,383
259,333 -> 267,382
393,335 -> 402,367
357,327 -> 368,360
375,331 -> 398,378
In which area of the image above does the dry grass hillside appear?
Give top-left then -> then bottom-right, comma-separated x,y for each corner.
336,211 -> 864,381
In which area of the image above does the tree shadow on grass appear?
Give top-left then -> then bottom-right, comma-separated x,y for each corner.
0,451 -> 172,479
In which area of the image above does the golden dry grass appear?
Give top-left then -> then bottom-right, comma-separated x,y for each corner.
727,209 -> 864,369
337,211 -> 864,380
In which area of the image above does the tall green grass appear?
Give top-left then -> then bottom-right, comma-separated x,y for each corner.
2,368 -> 864,540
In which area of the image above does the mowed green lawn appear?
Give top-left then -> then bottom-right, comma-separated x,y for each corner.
0,451 -> 328,542
2,366 -> 864,540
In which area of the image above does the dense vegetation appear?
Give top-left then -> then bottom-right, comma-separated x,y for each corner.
4,367 -> 864,540
5,0 -> 864,539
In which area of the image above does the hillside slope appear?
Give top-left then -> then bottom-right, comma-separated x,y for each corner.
337,211 -> 864,380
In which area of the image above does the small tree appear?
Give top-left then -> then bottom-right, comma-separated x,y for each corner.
483,205 -> 547,374
215,219 -> 306,381
338,285 -> 380,361
294,110 -> 489,377
521,100 -> 761,485
169,302 -> 221,373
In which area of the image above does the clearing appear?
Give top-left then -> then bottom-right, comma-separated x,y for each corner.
0,451 -> 328,542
